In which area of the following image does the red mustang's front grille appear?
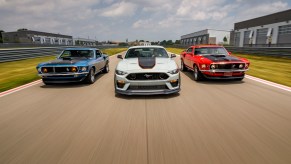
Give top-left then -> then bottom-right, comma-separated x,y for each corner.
214,64 -> 245,69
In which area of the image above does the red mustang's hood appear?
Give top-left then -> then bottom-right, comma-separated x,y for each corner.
202,55 -> 242,62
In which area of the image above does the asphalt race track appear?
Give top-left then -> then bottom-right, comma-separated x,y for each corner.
0,54 -> 291,164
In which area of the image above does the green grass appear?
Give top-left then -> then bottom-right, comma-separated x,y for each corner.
166,48 -> 291,87
233,54 -> 291,87
0,48 -> 128,92
0,56 -> 55,92
166,48 -> 185,54
102,48 -> 127,56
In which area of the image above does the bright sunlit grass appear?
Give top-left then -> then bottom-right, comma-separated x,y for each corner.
234,54 -> 291,87
166,47 -> 291,87
0,56 -> 55,92
102,48 -> 127,56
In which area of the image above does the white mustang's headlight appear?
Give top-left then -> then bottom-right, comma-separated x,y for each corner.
115,70 -> 128,75
168,69 -> 179,74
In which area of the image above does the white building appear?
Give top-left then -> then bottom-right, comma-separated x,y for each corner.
232,9 -> 291,47
1,30 -> 73,45
73,38 -> 97,46
181,29 -> 230,46
139,42 -> 151,46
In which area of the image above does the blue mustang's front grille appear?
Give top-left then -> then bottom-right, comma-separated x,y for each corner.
41,67 -> 78,73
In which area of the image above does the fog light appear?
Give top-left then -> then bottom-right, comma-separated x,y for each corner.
117,80 -> 125,88
170,80 -> 178,83
239,64 -> 244,69
43,68 -> 48,73
72,67 -> 77,72
170,79 -> 179,87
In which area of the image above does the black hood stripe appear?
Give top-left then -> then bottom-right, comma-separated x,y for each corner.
203,55 -> 241,62
138,57 -> 156,69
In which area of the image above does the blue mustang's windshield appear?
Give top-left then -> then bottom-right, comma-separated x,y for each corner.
125,48 -> 169,58
59,50 -> 94,59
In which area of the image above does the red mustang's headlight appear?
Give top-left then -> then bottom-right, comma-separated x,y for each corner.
245,64 -> 249,69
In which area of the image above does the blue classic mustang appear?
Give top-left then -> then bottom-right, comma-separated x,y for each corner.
36,48 -> 109,84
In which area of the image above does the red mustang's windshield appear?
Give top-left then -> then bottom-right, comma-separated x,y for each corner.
195,47 -> 228,56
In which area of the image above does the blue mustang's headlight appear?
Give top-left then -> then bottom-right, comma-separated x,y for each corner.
81,67 -> 87,72
37,67 -> 41,73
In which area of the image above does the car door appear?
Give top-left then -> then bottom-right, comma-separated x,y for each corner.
188,48 -> 197,69
185,47 -> 194,68
95,50 -> 104,71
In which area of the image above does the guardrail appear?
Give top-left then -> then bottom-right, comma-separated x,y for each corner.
0,45 -> 126,63
0,47 -> 64,63
224,47 -> 291,58
1,46 -> 290,63
167,45 -> 291,58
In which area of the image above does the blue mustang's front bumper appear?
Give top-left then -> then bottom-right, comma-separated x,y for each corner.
39,72 -> 89,83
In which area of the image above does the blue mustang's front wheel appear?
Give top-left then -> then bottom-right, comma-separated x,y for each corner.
85,68 -> 96,84
102,63 -> 109,73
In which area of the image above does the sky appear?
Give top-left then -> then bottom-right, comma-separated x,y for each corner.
0,0 -> 291,42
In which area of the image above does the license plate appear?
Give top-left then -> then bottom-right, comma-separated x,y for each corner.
224,72 -> 232,76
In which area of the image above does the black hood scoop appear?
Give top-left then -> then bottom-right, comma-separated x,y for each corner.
203,55 -> 241,62
138,57 -> 156,69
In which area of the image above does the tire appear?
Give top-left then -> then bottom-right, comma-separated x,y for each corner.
85,68 -> 96,84
234,77 -> 244,81
42,79 -> 51,85
181,60 -> 187,72
102,63 -> 109,73
193,65 -> 203,81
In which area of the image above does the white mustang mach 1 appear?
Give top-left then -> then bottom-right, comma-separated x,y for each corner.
115,46 -> 181,95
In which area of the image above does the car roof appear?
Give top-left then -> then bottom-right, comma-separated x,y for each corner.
190,44 -> 224,48
64,47 -> 99,51
128,45 -> 165,49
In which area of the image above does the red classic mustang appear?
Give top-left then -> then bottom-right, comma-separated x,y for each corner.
180,45 -> 250,81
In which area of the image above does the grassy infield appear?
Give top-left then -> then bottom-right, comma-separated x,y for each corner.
0,47 -> 290,92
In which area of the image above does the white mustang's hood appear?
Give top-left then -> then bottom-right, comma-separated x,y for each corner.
116,58 -> 177,72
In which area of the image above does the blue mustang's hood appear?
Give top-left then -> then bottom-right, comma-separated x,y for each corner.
39,58 -> 89,66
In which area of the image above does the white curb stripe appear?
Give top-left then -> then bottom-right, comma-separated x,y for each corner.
246,75 -> 291,93
0,80 -> 42,98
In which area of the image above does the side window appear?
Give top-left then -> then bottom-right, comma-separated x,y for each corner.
187,48 -> 193,53
96,50 -> 101,58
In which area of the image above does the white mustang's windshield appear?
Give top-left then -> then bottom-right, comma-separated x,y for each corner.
59,50 -> 94,59
125,48 -> 169,58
